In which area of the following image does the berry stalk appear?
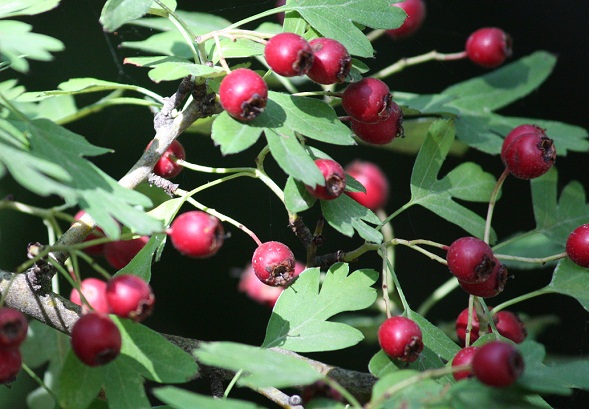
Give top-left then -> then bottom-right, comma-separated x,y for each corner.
373,50 -> 468,80
484,168 -> 510,244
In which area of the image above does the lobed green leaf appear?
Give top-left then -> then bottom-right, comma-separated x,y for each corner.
100,0 -> 152,33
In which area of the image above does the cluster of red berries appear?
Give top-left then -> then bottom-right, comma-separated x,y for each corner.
69,274 -> 154,366
455,307 -> 527,346
0,308 -> 28,384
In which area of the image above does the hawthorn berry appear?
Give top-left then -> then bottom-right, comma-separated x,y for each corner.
342,78 -> 393,124
301,380 -> 344,405
251,241 -> 296,287
386,0 -> 427,40
458,261 -> 507,298
169,211 -> 224,258
238,261 -> 305,307
106,274 -> 154,322
466,27 -> 512,68
378,316 -> 423,362
455,307 -> 486,346
307,37 -> 351,85
104,236 -> 150,270
0,348 -> 22,384
73,210 -> 106,256
71,312 -> 122,367
148,139 -> 186,179
305,158 -> 347,200
69,277 -> 110,314
495,310 -> 527,344
501,124 -> 546,160
501,131 -> 556,179
219,68 -> 268,121
446,237 -> 496,284
0,307 -> 28,349
264,32 -> 314,77
350,101 -> 404,145
471,341 -> 524,387
566,224 -> 589,268
451,346 -> 478,381
344,160 -> 389,211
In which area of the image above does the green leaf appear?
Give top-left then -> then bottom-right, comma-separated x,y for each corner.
194,342 -> 322,388
57,351 -> 105,409
100,0 -> 152,32
321,194 -> 383,242
153,387 -> 264,409
284,176 -> 316,213
443,380 -> 551,409
407,311 -> 460,362
211,111 -> 264,155
371,369 -> 445,409
262,264 -> 378,352
0,0 -> 60,18
116,233 -> 167,281
103,356 -> 151,409
546,258 -> 589,312
21,320 -> 69,369
124,56 -> 225,82
409,120 -> 497,241
130,10 -> 230,33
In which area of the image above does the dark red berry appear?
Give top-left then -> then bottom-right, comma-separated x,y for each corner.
104,236 -> 150,270
307,38 -> 351,85
386,0 -> 427,40
265,32 -> 314,77
169,211 -> 224,258
501,124 -> 546,160
566,224 -> 589,268
251,241 -> 296,287
495,311 -> 527,344
0,308 -> 28,349
378,316 -> 423,362
451,346 -> 478,381
305,158 -> 346,200
342,78 -> 393,123
149,139 -> 186,179
219,68 -> 268,121
70,278 -> 110,314
238,261 -> 305,307
301,380 -> 344,404
446,237 -> 496,284
501,131 -> 556,179
71,313 -> 122,367
0,348 -> 22,384
350,101 -> 404,145
345,160 -> 389,211
458,261 -> 507,298
472,341 -> 524,387
466,27 -> 512,68
73,210 -> 106,256
106,274 -> 155,322
455,307 -> 486,346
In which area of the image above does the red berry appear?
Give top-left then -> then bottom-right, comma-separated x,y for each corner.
70,278 -> 110,314
0,348 -> 22,384
378,316 -> 423,362
305,158 -> 346,200
71,313 -> 122,367
251,241 -> 296,287
451,346 -> 478,381
238,261 -> 305,307
149,139 -> 186,179
104,236 -> 150,270
106,274 -> 154,322
455,307 -> 486,346
472,341 -> 524,387
342,78 -> 393,124
0,308 -> 28,349
169,211 -> 224,258
307,38 -> 351,85
501,124 -> 546,160
219,68 -> 268,121
386,0 -> 427,40
344,160 -> 389,211
264,32 -> 314,77
301,380 -> 344,404
567,224 -> 589,268
350,101 -> 404,145
495,311 -> 527,344
458,261 -> 507,298
466,27 -> 512,68
446,237 -> 496,284
73,211 -> 106,256
501,131 -> 556,179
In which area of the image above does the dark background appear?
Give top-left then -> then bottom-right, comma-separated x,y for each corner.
2,0 -> 589,407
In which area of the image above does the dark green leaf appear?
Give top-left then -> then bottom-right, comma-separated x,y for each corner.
284,176 -> 316,213
321,194 -> 383,242
444,380 -> 551,409
21,320 -> 69,369
371,369 -> 445,409
153,387 -> 264,409
407,311 -> 460,362
103,356 -> 151,409
211,111 -> 264,155
57,351 -> 105,409
546,258 -> 589,312
100,0 -> 152,32
116,233 -> 167,281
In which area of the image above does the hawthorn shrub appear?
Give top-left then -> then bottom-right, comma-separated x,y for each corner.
1,0 -> 589,408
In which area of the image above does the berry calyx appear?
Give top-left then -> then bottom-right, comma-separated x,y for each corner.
251,241 -> 296,287
344,160 -> 389,211
378,316 -> 423,362
466,27 -> 512,68
0,348 -> 22,384
69,278 -> 110,314
104,236 -> 150,270
471,341 -> 524,387
149,139 -> 186,179
342,78 -> 393,124
451,346 -> 478,381
305,158 -> 346,200
219,68 -> 268,121
0,307 -> 28,349
350,101 -> 404,145
458,261 -> 508,298
169,211 -> 225,258
73,210 -> 106,256
106,274 -> 154,322
566,224 -> 589,268
501,124 -> 546,159
386,0 -> 427,40
307,38 -> 351,85
264,32 -> 314,77
71,313 -> 122,367
501,131 -> 556,179
238,261 -> 305,307
446,237 -> 496,284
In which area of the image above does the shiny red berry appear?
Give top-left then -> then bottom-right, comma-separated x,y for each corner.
501,131 -> 556,179
472,341 -> 524,387
566,224 -> 589,268
305,158 -> 346,200
452,346 -> 478,381
495,311 -> 527,344
307,38 -> 351,85
456,307 -> 486,346
71,313 -> 122,367
345,160 -> 389,211
251,241 -> 296,287
378,316 -> 423,362
106,274 -> 155,322
104,236 -> 150,270
446,237 -> 496,284
0,348 -> 22,384
466,27 -> 512,68
501,124 -> 546,160
169,211 -> 225,258
238,261 -> 305,307
265,32 -> 314,77
219,68 -> 268,121
350,101 -> 404,145
386,0 -> 427,40
0,308 -> 28,349
342,78 -> 393,123
149,139 -> 186,179
73,210 -> 106,256
70,278 -> 110,314
458,261 -> 507,298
